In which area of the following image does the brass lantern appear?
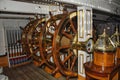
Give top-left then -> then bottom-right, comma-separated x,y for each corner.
94,29 -> 116,67
111,27 -> 120,59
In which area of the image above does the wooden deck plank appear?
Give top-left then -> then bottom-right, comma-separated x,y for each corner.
3,63 -> 57,80
4,67 -> 19,80
3,67 -> 14,80
25,64 -> 49,80
30,64 -> 57,80
20,65 -> 39,80
17,67 -> 31,80
12,68 -> 25,80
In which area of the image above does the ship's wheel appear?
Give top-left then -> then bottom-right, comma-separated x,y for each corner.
53,12 -> 78,78
26,18 -> 46,62
21,19 -> 37,56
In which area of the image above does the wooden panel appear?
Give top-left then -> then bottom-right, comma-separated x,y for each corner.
116,47 -> 120,59
94,51 -> 115,67
0,55 -> 8,67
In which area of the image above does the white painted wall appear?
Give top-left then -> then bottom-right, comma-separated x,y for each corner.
56,0 -> 120,15
0,20 -> 6,56
0,0 -> 49,14
0,19 -> 29,56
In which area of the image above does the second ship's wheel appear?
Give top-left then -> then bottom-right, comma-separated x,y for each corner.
53,12 -> 78,78
39,13 -> 67,70
21,19 -> 37,56
27,18 -> 46,63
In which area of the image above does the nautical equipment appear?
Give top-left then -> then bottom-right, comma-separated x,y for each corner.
94,29 -> 116,67
111,27 -> 120,59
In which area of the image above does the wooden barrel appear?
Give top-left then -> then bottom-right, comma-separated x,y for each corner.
94,51 -> 115,67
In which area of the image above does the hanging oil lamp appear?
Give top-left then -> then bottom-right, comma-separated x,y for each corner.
93,29 -> 116,67
111,27 -> 120,59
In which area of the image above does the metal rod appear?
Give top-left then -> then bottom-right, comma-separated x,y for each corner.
16,30 -> 19,56
19,29 -> 22,55
10,30 -> 13,57
6,30 -> 10,56
14,30 -> 17,57
12,30 -> 15,57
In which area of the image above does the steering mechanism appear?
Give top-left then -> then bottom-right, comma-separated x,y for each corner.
72,34 -> 94,54
86,38 -> 94,53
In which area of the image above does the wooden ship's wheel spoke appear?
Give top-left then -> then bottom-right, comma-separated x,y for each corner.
57,45 -> 71,52
62,31 -> 73,39
70,56 -> 77,70
69,19 -> 77,33
62,51 -> 73,64
32,48 -> 39,54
